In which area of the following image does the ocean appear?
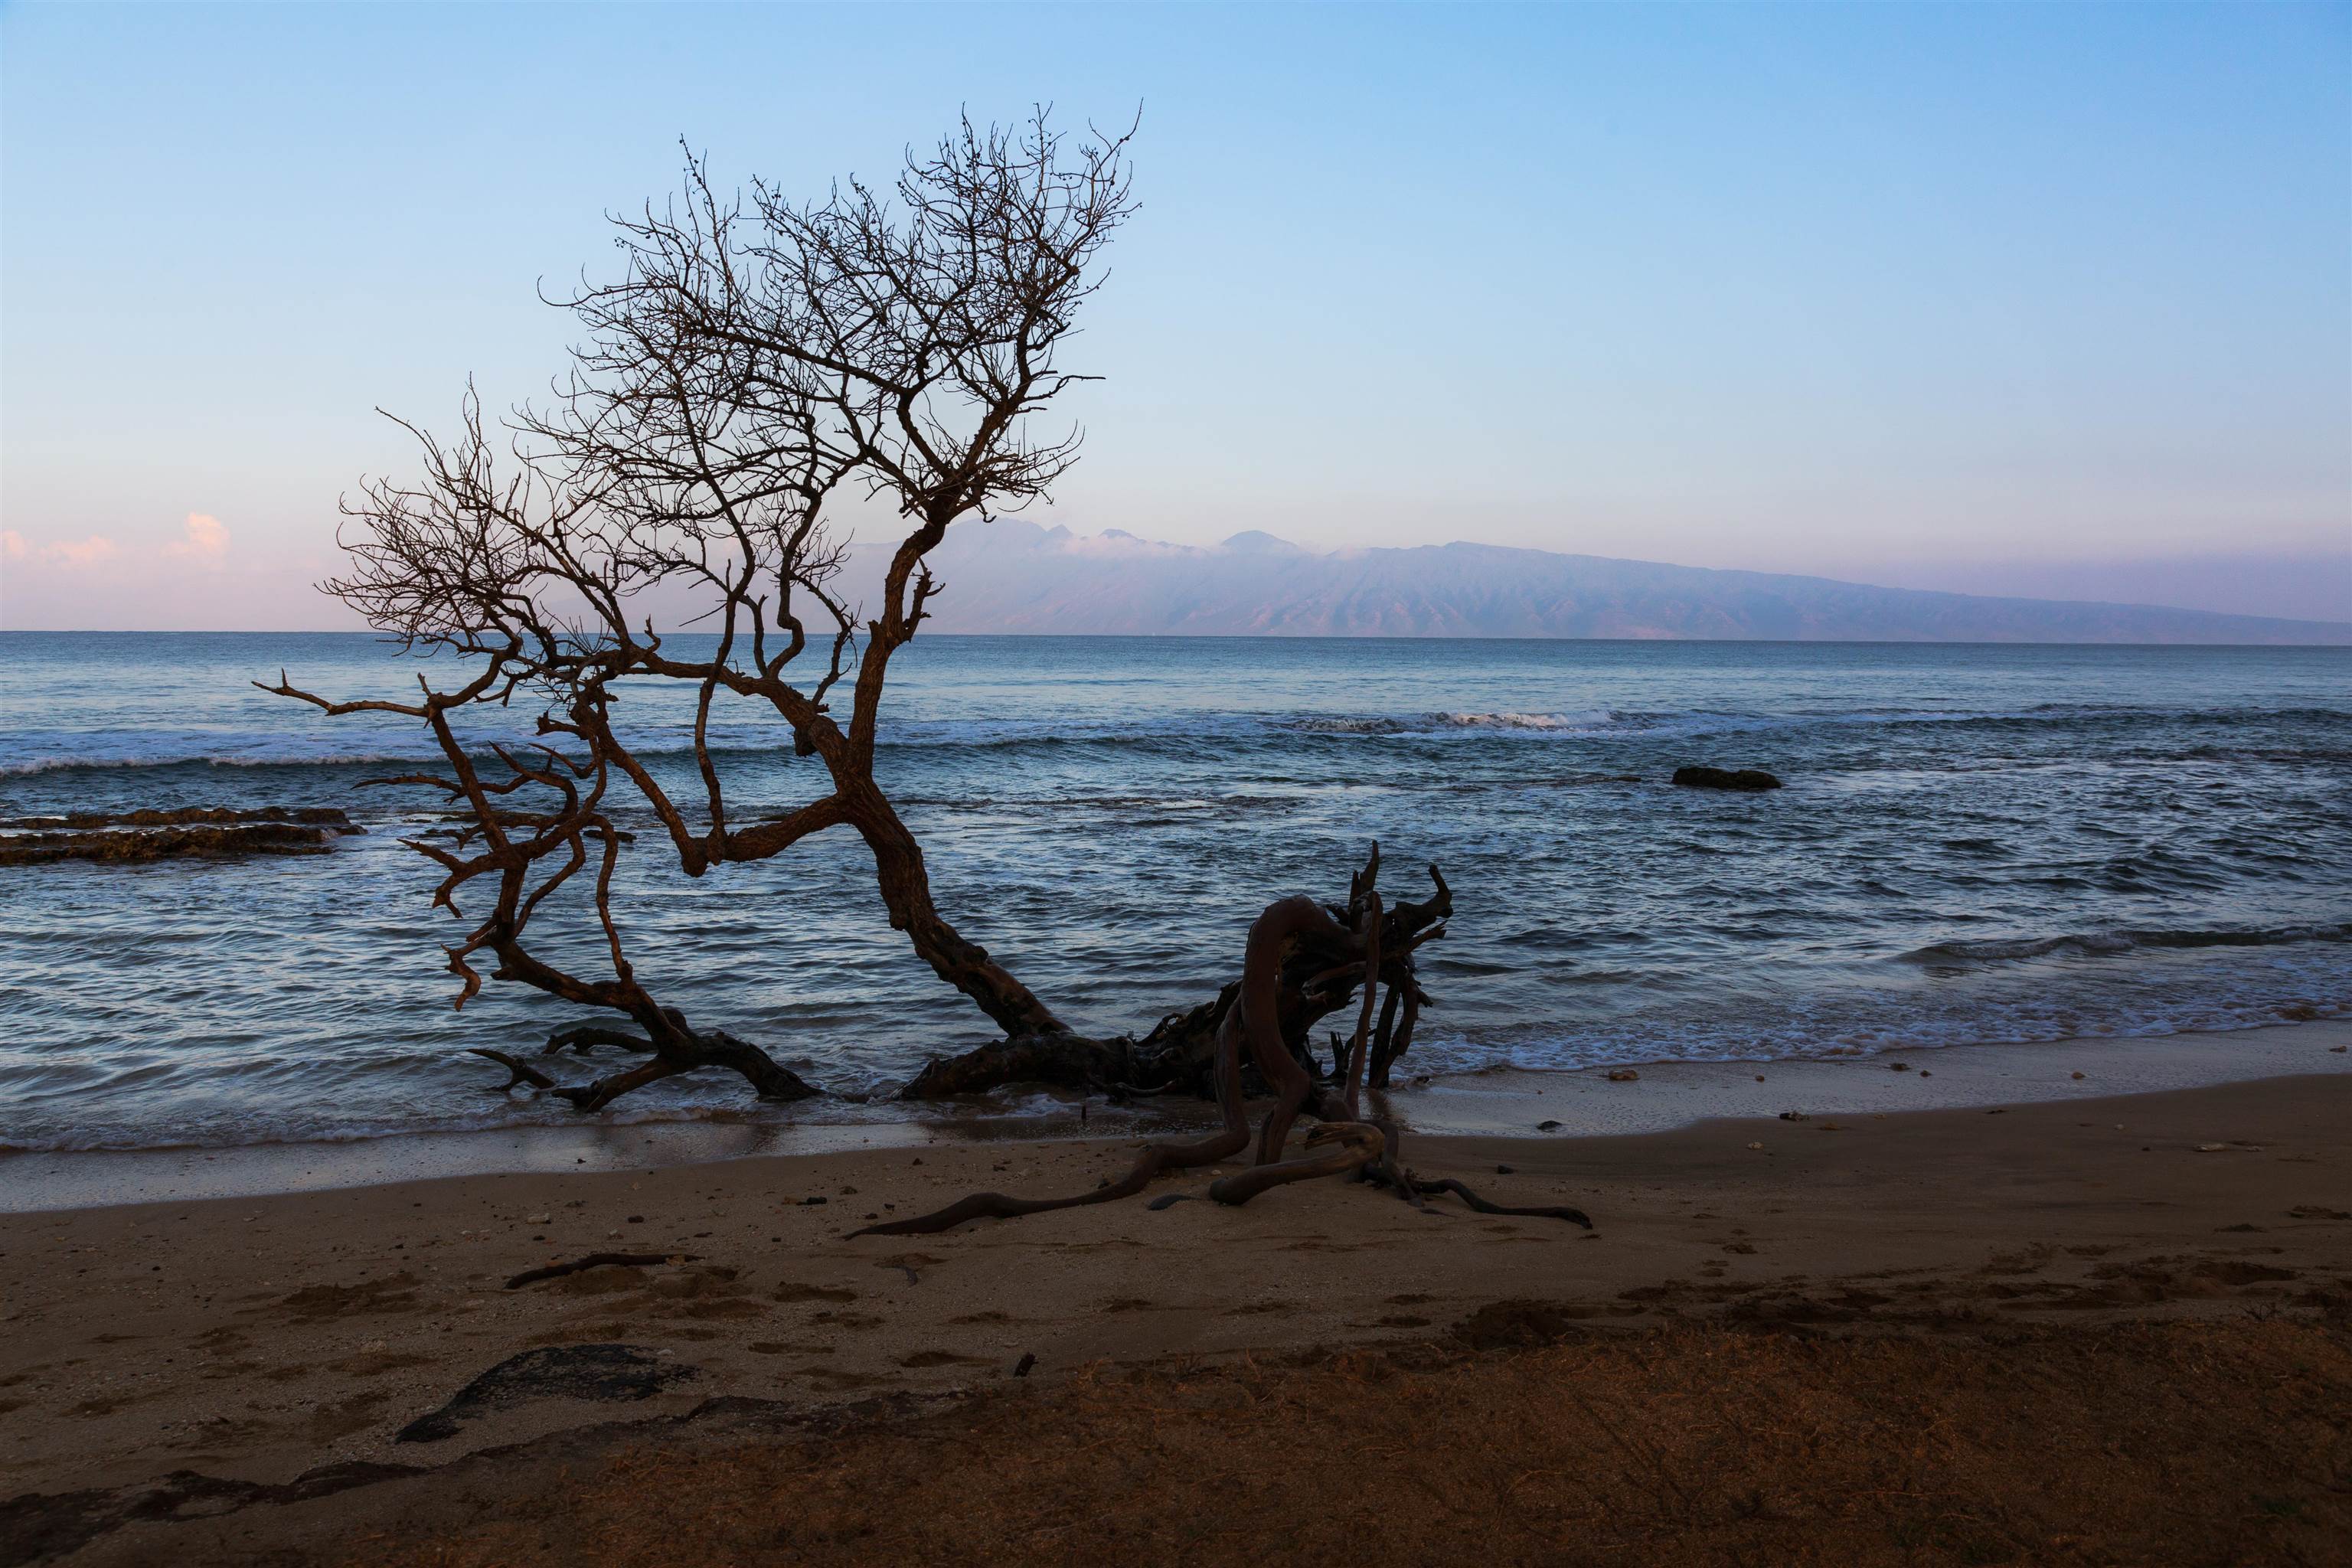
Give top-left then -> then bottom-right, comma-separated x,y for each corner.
2,632 -> 2347,1154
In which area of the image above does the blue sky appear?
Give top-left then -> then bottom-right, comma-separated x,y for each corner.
4,1 -> 2347,628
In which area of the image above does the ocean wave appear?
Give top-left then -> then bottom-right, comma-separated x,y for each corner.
1266,703 -> 2328,743
7,700 -> 2347,777
1899,921 -> 2352,967
1408,991 -> 2352,1078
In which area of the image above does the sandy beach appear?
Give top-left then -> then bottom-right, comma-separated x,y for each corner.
5,1041 -> 2349,1566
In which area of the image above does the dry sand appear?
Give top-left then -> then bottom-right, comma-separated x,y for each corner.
4,1064 -> 2349,1565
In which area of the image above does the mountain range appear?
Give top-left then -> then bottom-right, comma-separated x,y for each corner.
850,521 -> 2352,645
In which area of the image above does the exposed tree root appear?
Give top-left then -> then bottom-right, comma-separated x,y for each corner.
896,858 -> 1452,1106
854,847 -> 1592,1236
504,1253 -> 701,1290
1206,1122 -> 1385,1206
848,1010 -> 1253,1238
894,1031 -> 1135,1101
1401,1177 -> 1592,1227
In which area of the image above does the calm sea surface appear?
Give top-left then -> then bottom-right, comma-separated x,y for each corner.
2,632 -> 2347,1152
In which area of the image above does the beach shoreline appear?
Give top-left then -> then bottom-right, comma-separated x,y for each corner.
5,1067 -> 2347,1563
8,1017 -> 2347,1214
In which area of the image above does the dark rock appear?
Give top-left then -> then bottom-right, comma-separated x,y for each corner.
0,823 -> 346,864
1671,766 -> 1782,792
1536,1119 -> 1563,1132
0,805 -> 361,831
394,1344 -> 694,1444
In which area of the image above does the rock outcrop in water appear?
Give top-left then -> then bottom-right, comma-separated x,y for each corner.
0,805 -> 358,831
1671,766 -> 1783,792
0,806 -> 364,864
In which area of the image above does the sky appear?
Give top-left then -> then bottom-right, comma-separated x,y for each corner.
4,1 -> 2347,630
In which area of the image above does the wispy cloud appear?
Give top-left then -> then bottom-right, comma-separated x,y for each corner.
3,528 -> 121,567
166,512 -> 230,559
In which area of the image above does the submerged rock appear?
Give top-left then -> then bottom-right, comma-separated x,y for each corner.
1671,765 -> 1782,792
0,819 -> 358,866
0,805 -> 361,831
0,805 -> 363,864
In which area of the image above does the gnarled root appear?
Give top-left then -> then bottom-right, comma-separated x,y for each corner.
897,1031 -> 1134,1100
1352,1117 -> 1594,1228
1208,1122 -> 1384,1206
849,1008 -> 1253,1237
897,860 -> 1452,1106
1402,1176 -> 1591,1227
851,880 -> 1325,1238
845,846 -> 1575,1238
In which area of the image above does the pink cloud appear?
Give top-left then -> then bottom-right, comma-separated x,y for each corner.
167,511 -> 230,558
2,528 -> 121,567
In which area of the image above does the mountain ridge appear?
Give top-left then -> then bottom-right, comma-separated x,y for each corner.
851,520 -> 2352,645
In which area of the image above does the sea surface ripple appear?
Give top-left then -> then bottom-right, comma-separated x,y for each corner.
2,633 -> 2347,1152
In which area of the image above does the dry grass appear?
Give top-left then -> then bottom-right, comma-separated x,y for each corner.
342,1317 -> 2352,1568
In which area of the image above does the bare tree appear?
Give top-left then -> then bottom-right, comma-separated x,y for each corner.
265,113 -> 1481,1150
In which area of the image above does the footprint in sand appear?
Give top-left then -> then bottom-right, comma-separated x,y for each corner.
807,1311 -> 883,1330
254,1273 -> 424,1320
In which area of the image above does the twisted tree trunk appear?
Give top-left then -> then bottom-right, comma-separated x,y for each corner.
858,847 -> 1592,1236
845,785 -> 1067,1040
893,857 -> 1453,1105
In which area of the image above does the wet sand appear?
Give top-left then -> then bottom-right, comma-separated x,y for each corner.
4,1067 -> 2349,1565
9,1018 -> 2345,1213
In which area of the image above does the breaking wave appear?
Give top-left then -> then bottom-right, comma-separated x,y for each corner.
11,700 -> 2349,777
1899,923 -> 2352,967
